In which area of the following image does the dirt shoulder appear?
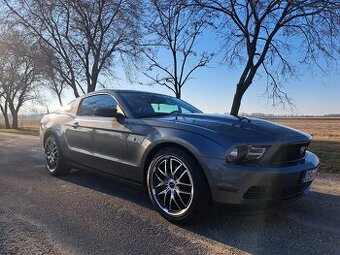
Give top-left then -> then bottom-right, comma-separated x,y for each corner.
0,128 -> 39,136
313,172 -> 340,195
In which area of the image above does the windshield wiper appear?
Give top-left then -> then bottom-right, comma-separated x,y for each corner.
235,115 -> 251,123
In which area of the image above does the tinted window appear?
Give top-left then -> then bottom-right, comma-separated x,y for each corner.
77,95 -> 117,116
119,92 -> 201,118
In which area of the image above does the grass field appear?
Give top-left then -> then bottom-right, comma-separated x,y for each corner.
0,128 -> 40,136
270,118 -> 340,174
1,117 -> 339,173
0,117 -> 40,136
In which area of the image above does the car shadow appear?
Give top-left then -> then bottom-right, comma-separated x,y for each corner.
59,169 -> 340,255
59,168 -> 153,209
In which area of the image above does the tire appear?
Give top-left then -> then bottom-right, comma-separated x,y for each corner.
44,135 -> 70,176
146,147 -> 211,223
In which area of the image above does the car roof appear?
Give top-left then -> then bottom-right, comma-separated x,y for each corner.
86,89 -> 172,98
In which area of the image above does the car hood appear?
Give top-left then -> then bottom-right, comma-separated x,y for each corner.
143,113 -> 312,147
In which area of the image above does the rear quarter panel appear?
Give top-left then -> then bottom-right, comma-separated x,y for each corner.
40,113 -> 75,150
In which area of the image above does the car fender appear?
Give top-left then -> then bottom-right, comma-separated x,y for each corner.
140,129 -> 227,187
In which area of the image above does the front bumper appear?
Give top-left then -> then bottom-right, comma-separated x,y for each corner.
203,151 -> 319,205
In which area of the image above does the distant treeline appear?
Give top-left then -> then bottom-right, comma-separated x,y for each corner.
237,113 -> 340,118
0,113 -> 44,120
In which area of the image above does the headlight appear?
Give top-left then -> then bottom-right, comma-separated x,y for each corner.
227,145 -> 268,163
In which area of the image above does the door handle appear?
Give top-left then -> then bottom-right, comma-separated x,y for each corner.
71,122 -> 79,129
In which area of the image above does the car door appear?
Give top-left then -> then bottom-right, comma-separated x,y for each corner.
87,94 -> 131,176
64,96 -> 98,167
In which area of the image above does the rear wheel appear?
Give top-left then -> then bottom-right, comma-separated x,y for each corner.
44,135 -> 70,176
147,147 -> 211,223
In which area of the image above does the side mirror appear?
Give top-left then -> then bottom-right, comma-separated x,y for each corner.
94,107 -> 118,118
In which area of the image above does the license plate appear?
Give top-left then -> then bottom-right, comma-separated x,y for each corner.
302,167 -> 318,183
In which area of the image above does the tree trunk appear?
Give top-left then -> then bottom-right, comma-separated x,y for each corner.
57,93 -> 63,106
11,110 -> 18,129
4,116 -> 10,129
87,83 -> 95,93
175,89 -> 181,99
2,112 -> 11,129
8,102 -> 19,129
230,87 -> 245,116
0,105 -> 11,129
4,114 -> 10,129
230,74 -> 255,116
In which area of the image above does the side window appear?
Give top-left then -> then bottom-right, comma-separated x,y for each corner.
77,95 -> 117,116
151,103 -> 179,113
181,108 -> 191,114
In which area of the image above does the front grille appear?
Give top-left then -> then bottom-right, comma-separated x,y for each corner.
267,142 -> 310,165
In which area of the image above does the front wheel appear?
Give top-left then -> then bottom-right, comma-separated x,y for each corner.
44,135 -> 70,176
147,147 -> 211,223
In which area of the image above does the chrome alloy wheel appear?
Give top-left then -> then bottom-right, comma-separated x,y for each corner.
45,139 -> 58,172
150,155 -> 194,217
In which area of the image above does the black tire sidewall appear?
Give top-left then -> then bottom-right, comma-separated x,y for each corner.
44,135 -> 68,176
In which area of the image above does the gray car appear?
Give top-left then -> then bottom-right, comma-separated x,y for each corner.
40,90 -> 320,223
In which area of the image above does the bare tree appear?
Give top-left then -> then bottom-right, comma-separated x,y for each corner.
47,69 -> 66,107
0,31 -> 42,129
0,90 -> 11,128
143,0 -> 213,98
4,0 -> 142,98
41,54 -> 67,106
0,45 -> 17,128
196,0 -> 340,115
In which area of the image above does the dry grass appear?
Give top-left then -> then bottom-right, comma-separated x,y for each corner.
0,128 -> 40,136
269,118 -> 340,140
270,118 -> 340,174
0,117 -> 40,136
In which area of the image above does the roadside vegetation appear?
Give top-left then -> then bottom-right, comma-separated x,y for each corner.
0,115 -> 40,135
0,127 -> 39,136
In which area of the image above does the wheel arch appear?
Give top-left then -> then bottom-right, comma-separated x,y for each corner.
43,130 -> 58,145
142,141 -> 212,198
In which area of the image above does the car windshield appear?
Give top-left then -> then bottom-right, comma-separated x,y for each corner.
119,92 -> 202,118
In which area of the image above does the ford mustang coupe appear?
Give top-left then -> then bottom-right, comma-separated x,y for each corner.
40,90 -> 319,222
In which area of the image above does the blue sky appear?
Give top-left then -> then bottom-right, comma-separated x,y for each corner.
48,64 -> 339,116
44,29 -> 340,116
123,65 -> 340,115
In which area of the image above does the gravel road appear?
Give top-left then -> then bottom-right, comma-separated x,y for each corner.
0,133 -> 339,255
